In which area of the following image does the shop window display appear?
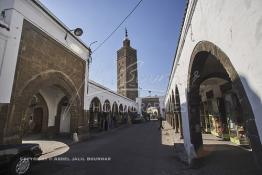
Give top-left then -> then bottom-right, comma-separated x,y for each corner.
200,98 -> 229,140
207,99 -> 223,137
224,93 -> 250,145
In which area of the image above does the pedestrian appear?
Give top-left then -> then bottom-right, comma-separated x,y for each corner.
158,116 -> 164,130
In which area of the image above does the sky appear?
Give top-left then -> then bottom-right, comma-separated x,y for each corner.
39,0 -> 186,97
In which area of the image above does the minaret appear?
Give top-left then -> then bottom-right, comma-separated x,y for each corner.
117,28 -> 138,101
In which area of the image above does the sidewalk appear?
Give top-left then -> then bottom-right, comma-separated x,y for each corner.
161,121 -> 188,164
161,121 -> 183,146
22,124 -> 131,160
161,121 -> 260,175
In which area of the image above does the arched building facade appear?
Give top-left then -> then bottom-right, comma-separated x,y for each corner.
165,0 -> 262,168
85,81 -> 138,133
0,0 -> 138,144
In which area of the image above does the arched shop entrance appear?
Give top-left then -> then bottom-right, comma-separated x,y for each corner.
187,41 -> 262,166
171,90 -> 177,130
128,106 -> 132,123
102,100 -> 111,131
174,86 -> 183,139
89,97 -> 102,132
56,96 -> 71,134
3,71 -> 81,143
123,105 -> 128,124
23,86 -> 74,138
22,93 -> 48,137
166,99 -> 171,124
119,104 -> 124,124
112,102 -> 118,128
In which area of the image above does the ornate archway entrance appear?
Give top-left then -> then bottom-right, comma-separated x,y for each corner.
89,97 -> 102,132
187,41 -> 262,166
3,71 -> 82,144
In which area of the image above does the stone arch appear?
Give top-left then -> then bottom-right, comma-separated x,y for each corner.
175,85 -> 183,138
32,93 -> 49,133
119,104 -> 124,113
171,90 -> 177,130
89,97 -> 102,131
175,86 -> 182,114
166,97 -> 171,125
171,90 -> 175,111
101,99 -> 110,131
118,104 -> 124,124
89,97 -> 102,111
169,96 -> 172,112
112,102 -> 118,113
124,105 -> 127,113
22,93 -> 49,136
56,96 -> 71,134
111,102 -> 119,128
187,40 -> 262,165
103,100 -> 111,113
4,71 -> 82,143
128,106 -> 131,113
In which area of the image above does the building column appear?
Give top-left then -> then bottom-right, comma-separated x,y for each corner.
77,110 -> 90,140
172,114 -> 175,130
175,114 -> 179,133
0,104 -> 9,144
178,113 -> 183,139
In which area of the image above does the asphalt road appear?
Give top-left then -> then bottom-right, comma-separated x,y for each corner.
32,121 -> 187,175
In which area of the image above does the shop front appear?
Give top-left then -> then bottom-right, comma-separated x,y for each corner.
224,93 -> 249,145
199,80 -> 249,146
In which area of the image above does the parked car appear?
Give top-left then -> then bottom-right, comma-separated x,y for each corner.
0,143 -> 42,175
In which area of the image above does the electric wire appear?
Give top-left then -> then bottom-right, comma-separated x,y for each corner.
92,0 -> 143,53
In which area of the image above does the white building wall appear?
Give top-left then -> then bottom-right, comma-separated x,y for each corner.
39,87 -> 65,127
0,0 -> 90,103
158,96 -> 165,117
60,106 -> 71,133
0,0 -> 23,103
165,0 -> 262,156
136,97 -> 142,114
86,81 -> 138,111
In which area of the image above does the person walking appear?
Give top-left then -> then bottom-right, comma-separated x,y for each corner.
158,116 -> 164,130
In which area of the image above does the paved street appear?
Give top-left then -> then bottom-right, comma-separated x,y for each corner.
31,121 -> 260,175
32,121 -> 188,175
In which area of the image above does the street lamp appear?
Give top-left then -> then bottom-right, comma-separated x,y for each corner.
65,28 -> 83,40
87,41 -> 98,64
89,41 -> 98,48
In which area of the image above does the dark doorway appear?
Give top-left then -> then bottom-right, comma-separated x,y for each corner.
33,107 -> 43,133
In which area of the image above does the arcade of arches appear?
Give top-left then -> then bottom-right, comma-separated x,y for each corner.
88,97 -> 137,132
166,41 -> 262,167
166,87 -> 183,139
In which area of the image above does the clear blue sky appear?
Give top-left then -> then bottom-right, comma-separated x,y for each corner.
40,0 -> 186,97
